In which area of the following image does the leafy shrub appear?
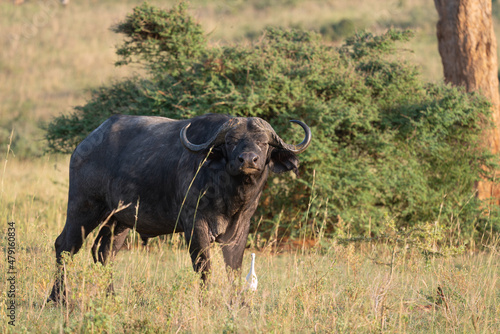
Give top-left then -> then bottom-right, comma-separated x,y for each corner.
46,2 -> 498,241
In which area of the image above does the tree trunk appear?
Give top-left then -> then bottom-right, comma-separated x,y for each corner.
434,0 -> 500,204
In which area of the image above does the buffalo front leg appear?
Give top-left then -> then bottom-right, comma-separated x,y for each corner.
220,222 -> 251,284
220,218 -> 251,271
221,240 -> 247,272
221,237 -> 249,285
184,224 -> 212,284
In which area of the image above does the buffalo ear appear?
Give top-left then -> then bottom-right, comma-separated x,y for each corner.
269,149 -> 299,175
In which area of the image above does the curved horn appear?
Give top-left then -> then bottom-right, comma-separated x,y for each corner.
262,119 -> 311,154
180,118 -> 241,152
285,120 -> 312,153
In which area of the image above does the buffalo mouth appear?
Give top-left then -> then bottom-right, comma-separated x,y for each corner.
226,163 -> 262,176
239,166 -> 261,175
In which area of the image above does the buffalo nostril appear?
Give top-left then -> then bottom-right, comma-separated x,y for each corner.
239,153 -> 259,165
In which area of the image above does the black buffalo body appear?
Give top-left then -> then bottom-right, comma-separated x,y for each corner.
49,113 -> 311,302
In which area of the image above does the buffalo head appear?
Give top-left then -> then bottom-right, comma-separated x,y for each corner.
180,117 -> 311,176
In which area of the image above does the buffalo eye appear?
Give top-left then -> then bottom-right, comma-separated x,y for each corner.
225,136 -> 238,145
208,146 -> 225,160
254,141 -> 268,152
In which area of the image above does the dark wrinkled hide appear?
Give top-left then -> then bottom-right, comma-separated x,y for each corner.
48,114 -> 310,302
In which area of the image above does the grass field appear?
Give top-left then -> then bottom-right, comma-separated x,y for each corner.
2,0 -> 500,332
1,149 -> 499,332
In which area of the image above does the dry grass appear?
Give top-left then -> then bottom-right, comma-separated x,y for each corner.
0,155 -> 499,333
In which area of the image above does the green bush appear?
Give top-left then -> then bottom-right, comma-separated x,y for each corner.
46,2 -> 499,241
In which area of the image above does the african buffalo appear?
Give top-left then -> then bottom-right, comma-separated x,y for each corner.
48,113 -> 311,302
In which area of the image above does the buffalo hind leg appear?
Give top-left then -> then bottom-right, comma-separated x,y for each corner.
92,221 -> 130,265
92,221 -> 130,295
48,200 -> 107,303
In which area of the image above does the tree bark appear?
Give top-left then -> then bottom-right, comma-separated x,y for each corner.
434,0 -> 500,203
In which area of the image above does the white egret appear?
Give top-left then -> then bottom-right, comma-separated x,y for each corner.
245,253 -> 258,291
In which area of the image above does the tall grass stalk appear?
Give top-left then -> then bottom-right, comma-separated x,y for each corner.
174,147 -> 213,236
1,129 -> 14,198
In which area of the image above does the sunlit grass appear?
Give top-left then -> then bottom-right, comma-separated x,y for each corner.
0,156 -> 499,333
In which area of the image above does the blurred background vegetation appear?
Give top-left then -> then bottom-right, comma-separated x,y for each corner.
0,0 -> 448,158
7,0 -> 500,156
